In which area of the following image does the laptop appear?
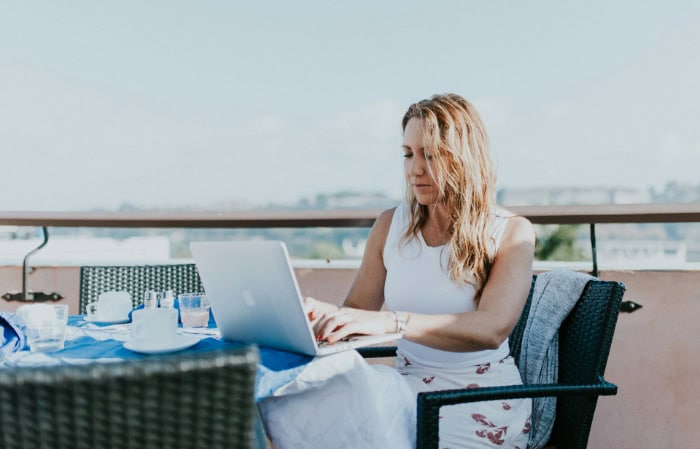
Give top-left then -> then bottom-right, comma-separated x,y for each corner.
189,240 -> 401,356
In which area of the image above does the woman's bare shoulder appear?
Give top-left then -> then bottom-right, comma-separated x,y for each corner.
368,207 -> 397,241
376,207 -> 397,227
502,214 -> 536,246
363,207 -> 396,251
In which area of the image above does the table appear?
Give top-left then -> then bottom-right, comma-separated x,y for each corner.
1,315 -> 314,401
2,313 -> 413,449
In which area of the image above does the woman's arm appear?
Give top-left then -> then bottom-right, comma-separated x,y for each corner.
315,215 -> 535,349
309,208 -> 396,337
398,215 -> 535,351
342,207 -> 395,311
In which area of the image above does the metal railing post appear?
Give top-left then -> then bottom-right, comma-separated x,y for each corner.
590,223 -> 598,278
2,226 -> 63,303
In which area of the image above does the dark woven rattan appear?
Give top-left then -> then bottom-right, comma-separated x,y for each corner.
358,274 -> 625,449
79,264 -> 204,314
0,346 -> 259,449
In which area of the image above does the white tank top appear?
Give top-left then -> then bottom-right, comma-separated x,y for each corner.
383,202 -> 512,367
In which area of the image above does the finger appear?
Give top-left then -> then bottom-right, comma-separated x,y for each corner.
313,313 -> 335,339
305,297 -> 324,323
325,321 -> 359,344
312,312 -> 331,338
315,312 -> 349,341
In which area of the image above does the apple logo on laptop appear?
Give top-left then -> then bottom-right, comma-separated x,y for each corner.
241,287 -> 256,308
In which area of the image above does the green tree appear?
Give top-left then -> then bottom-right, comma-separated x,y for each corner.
535,225 -> 585,261
303,241 -> 345,260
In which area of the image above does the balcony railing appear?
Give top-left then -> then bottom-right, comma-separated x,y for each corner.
2,202 -> 700,277
1,202 -> 700,228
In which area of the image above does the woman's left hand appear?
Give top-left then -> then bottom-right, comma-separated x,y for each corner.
313,307 -> 394,344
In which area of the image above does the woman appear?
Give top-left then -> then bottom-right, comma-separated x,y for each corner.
262,93 -> 534,449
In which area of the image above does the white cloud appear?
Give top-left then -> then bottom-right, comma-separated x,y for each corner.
488,17 -> 700,191
1,59 -> 406,211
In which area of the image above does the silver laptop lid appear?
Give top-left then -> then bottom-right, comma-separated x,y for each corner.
190,240 -> 319,355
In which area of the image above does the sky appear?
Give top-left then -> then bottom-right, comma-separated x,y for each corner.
1,0 -> 699,211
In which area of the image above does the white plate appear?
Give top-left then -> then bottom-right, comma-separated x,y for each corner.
84,316 -> 131,325
123,334 -> 201,354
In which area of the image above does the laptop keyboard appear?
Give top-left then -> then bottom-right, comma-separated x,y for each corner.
318,335 -> 362,347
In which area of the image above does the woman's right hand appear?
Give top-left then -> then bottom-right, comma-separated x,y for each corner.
303,297 -> 339,327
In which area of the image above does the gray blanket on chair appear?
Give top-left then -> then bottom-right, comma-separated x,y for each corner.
519,270 -> 593,449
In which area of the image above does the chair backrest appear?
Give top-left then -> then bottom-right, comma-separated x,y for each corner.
0,346 -> 259,449
79,264 -> 204,314
508,274 -> 625,449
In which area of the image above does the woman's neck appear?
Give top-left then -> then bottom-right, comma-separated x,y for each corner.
421,203 -> 452,247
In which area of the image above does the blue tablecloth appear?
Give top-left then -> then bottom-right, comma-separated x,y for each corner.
3,315 -> 313,401
0,311 -> 26,356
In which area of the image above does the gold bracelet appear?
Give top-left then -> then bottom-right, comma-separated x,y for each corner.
393,311 -> 409,334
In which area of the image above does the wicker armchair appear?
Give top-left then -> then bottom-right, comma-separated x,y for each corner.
359,274 -> 625,449
79,264 -> 204,314
0,346 -> 261,449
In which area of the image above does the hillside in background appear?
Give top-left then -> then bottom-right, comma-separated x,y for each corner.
2,182 -> 699,264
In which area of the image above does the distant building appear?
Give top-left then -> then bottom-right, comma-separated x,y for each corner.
342,238 -> 366,258
498,186 -> 652,206
598,240 -> 687,268
302,192 -> 398,209
0,226 -> 35,240
0,236 -> 172,265
651,182 -> 700,203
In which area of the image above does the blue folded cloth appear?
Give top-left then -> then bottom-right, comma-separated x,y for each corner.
58,335 -> 312,400
0,311 -> 27,355
128,299 -> 217,328
255,347 -> 312,400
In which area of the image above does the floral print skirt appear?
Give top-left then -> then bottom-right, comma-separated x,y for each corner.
397,352 -> 531,449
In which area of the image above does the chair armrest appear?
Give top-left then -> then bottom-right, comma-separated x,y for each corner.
416,376 -> 617,449
356,346 -> 398,358
419,377 -> 617,406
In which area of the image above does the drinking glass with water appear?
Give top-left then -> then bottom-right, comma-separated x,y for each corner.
178,293 -> 210,328
17,304 -> 69,352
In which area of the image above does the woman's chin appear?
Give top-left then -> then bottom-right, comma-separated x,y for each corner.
415,195 -> 439,206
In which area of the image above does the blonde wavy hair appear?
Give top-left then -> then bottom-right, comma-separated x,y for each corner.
401,93 -> 497,300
